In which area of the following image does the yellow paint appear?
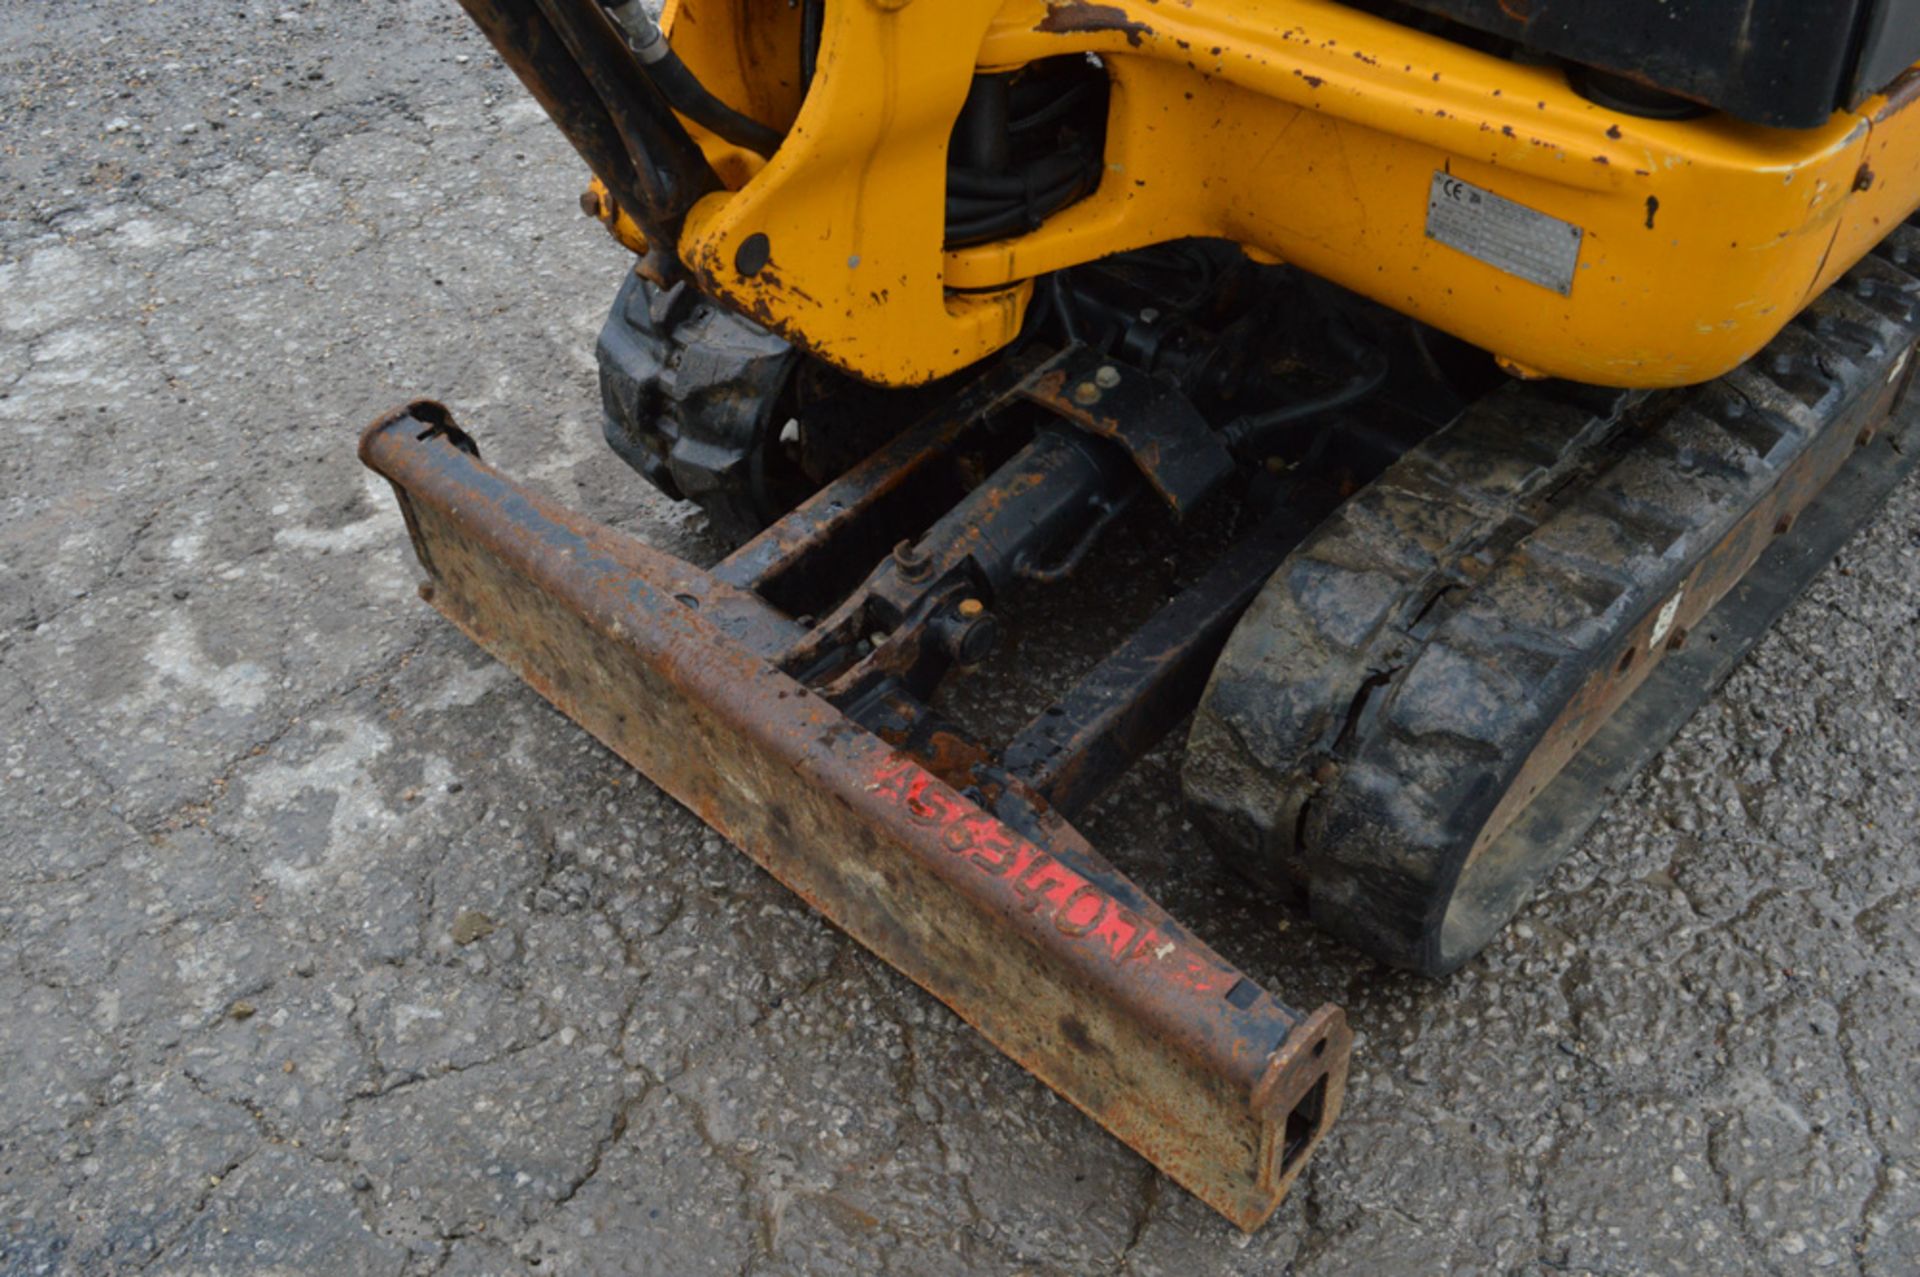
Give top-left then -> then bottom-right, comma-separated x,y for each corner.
583,177 -> 650,256
656,0 -> 1920,389
672,0 -> 1030,384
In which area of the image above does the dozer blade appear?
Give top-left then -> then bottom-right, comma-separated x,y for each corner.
359,404 -> 1350,1232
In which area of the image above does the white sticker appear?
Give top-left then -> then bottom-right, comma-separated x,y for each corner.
1650,589 -> 1684,648
1426,172 -> 1584,295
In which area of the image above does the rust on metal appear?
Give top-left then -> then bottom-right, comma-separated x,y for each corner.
714,355 -> 1039,601
1877,64 -> 1920,120
1020,351 -> 1235,516
360,403 -> 1351,1231
1003,502 -> 1328,819
1037,1 -> 1153,47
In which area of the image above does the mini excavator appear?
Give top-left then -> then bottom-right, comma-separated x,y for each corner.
362,0 -> 1920,1229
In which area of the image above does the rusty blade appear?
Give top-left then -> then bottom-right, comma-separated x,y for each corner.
361,403 -> 1350,1231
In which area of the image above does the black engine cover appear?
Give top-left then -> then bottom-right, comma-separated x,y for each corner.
1379,0 -> 1920,128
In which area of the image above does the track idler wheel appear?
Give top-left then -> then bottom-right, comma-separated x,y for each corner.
1184,225 -> 1920,975
596,272 -> 956,545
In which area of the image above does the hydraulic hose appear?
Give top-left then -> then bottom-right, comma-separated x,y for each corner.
800,0 -> 823,90
596,0 -> 786,158
942,148 -> 1100,246
1222,311 -> 1390,457
457,0 -> 659,240
523,0 -> 722,248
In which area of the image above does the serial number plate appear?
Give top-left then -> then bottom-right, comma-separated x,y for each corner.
1426,172 -> 1583,295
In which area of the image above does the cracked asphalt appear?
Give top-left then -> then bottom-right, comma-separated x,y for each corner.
4,3 -> 1920,1274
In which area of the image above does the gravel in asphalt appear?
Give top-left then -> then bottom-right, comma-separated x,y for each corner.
3,4 -> 1919,1274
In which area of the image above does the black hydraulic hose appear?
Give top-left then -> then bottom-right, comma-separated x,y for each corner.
528,0 -> 722,244
1222,314 -> 1390,456
1049,274 -> 1085,347
456,0 -> 660,244
800,0 -> 823,91
596,0 -> 786,158
943,143 -> 1100,247
943,162 -> 1089,217
944,173 -> 1091,244
946,150 -> 1091,198
1009,77 -> 1100,133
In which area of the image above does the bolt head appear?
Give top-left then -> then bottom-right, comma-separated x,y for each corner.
735,232 -> 772,277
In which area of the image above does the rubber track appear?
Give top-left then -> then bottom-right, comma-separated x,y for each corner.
1185,217 -> 1920,976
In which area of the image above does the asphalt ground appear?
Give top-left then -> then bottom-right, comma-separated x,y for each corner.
3,4 -> 1919,1274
